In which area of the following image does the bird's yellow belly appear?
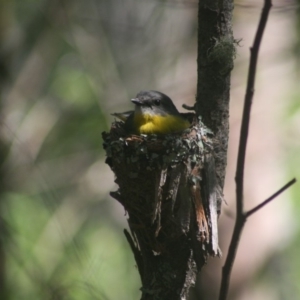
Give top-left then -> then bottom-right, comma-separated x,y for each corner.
134,114 -> 190,134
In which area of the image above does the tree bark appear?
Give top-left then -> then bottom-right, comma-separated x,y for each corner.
196,0 -> 234,190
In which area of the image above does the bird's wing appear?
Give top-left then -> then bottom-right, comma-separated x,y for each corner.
111,110 -> 134,122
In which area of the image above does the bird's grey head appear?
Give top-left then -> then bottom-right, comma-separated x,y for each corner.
131,90 -> 179,116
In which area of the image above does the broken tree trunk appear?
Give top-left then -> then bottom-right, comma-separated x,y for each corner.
103,117 -> 221,300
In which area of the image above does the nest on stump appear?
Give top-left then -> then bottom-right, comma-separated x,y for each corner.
102,115 -> 221,271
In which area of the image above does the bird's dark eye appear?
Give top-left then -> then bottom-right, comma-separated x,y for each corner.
154,99 -> 160,105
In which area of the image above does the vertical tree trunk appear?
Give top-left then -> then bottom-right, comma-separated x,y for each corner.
196,0 -> 234,190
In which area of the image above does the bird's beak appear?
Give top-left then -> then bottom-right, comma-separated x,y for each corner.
131,98 -> 142,105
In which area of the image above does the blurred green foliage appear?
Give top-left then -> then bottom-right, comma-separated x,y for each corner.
0,0 -> 198,299
1,0 -> 300,299
3,191 -> 140,300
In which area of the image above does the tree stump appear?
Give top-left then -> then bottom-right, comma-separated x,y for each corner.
102,116 -> 222,300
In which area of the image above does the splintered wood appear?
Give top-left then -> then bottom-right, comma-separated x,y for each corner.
102,117 -> 221,271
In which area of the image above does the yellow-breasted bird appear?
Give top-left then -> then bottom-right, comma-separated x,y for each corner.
112,90 -> 190,134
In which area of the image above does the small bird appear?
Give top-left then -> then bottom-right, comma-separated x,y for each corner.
112,90 -> 190,135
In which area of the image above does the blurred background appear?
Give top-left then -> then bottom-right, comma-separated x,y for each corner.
0,0 -> 299,299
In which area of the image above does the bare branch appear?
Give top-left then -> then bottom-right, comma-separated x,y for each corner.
235,0 -> 272,214
219,1 -> 273,300
246,178 -> 296,217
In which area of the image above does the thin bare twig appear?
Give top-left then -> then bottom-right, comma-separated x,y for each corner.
235,0 -> 272,214
218,1 -> 273,299
246,178 -> 296,217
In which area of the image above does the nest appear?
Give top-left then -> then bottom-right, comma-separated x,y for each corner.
102,116 -> 221,269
